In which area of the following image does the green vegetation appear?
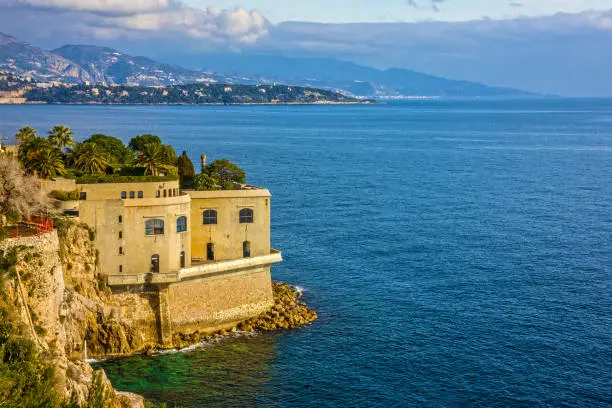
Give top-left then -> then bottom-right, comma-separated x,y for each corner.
18,136 -> 66,179
48,125 -> 74,150
86,134 -> 133,164
177,151 -> 195,189
0,248 -> 62,407
69,142 -> 110,175
194,159 -> 246,191
75,174 -> 178,184
13,125 -> 247,191
49,190 -> 80,201
23,83 -> 360,105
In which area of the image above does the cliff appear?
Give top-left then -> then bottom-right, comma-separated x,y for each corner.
0,224 -> 144,407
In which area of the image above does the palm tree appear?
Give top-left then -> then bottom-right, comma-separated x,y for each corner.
15,126 -> 37,144
136,143 -> 166,176
72,142 -> 110,175
18,137 -> 65,179
48,125 -> 74,150
34,148 -> 66,179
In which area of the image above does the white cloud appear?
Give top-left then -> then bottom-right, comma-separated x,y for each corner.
1,0 -> 270,44
11,0 -> 173,15
106,6 -> 268,43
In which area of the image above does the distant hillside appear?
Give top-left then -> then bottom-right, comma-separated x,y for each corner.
0,32 -> 536,98
52,45 -> 212,86
0,33 -> 90,83
190,54 -> 535,98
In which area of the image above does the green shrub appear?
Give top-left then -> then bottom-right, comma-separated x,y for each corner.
118,165 -> 146,177
49,190 -> 80,201
76,174 -> 178,184
2,338 -> 36,365
0,228 -> 7,242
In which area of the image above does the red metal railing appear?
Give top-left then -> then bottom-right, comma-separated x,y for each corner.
6,216 -> 54,238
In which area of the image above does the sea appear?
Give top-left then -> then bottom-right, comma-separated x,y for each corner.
0,99 -> 610,407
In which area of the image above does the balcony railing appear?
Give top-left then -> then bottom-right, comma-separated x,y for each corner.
106,249 -> 282,287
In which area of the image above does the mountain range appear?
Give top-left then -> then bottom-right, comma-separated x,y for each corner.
0,32 -> 534,98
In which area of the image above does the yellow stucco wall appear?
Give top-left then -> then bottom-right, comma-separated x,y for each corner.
75,182 -> 273,278
188,190 -> 271,262
77,181 -> 190,276
78,180 -> 180,201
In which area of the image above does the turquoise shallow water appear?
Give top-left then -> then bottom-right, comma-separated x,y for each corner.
1,100 -> 611,407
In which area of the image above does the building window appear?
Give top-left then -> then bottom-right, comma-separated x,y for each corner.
207,243 -> 215,261
180,251 -> 186,268
239,208 -> 254,224
121,191 -> 127,199
118,231 -> 123,239
203,210 -> 217,225
138,191 -> 143,198
163,190 -> 167,198
119,265 -> 123,273
174,188 -> 178,196
118,215 -> 123,224
156,190 -> 161,198
151,255 -> 160,273
176,216 -> 187,233
129,191 -> 135,199
243,241 -> 251,258
119,247 -> 123,255
79,192 -> 87,201
145,219 -> 165,235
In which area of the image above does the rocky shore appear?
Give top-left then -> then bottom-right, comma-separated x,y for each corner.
171,282 -> 317,349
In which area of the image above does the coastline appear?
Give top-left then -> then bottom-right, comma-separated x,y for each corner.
1,101 -> 376,106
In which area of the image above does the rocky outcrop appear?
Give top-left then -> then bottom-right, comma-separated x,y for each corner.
0,224 -> 144,407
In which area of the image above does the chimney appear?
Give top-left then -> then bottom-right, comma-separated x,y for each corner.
201,154 -> 207,173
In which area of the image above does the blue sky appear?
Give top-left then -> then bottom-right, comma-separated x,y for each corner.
188,0 -> 612,23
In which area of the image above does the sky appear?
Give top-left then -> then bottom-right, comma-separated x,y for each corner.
1,0 -> 612,96
188,0 -> 612,23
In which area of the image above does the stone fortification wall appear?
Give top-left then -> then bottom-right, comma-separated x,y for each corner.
109,266 -> 274,346
167,267 -> 274,334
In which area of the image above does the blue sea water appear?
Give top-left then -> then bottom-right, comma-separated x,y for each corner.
1,100 -> 611,407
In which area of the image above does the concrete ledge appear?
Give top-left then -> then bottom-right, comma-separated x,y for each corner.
106,249 -> 282,287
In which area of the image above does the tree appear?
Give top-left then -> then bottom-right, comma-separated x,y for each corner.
177,151 -> 195,188
205,159 -> 246,186
48,125 -> 74,150
15,127 -> 37,144
86,134 -> 133,164
136,143 -> 167,176
18,137 -> 65,179
194,173 -> 220,191
128,134 -> 162,153
71,142 -> 110,175
0,155 -> 50,226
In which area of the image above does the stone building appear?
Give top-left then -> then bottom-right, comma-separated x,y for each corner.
43,172 -> 282,344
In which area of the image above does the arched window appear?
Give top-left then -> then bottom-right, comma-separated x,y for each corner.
156,190 -> 161,198
145,219 -> 165,235
176,216 -> 187,233
180,251 -> 186,268
163,190 -> 167,198
203,210 -> 217,225
239,208 -> 254,224
207,243 -> 215,261
138,191 -> 143,199
129,191 -> 135,199
243,241 -> 251,258
121,191 -> 127,199
151,254 -> 160,273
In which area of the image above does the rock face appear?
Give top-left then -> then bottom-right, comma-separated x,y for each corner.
0,32 -> 91,83
0,225 -> 143,407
